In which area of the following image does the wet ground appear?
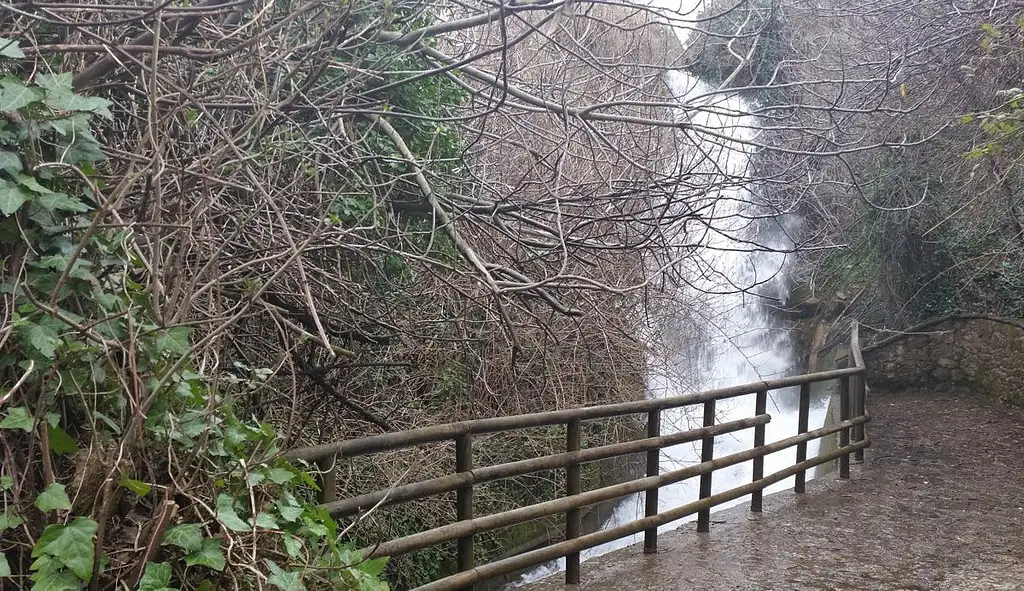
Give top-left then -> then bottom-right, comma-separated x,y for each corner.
526,390 -> 1024,590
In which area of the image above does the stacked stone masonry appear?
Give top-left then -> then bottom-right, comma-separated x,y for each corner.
861,316 -> 1024,407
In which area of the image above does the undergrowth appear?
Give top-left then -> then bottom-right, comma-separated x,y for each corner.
0,47 -> 388,590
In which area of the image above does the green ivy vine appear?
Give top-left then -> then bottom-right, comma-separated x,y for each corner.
0,39 -> 388,591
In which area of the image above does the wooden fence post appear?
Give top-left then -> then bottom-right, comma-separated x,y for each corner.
697,399 -> 716,533
795,383 -> 811,493
854,375 -> 866,462
644,410 -> 661,554
750,390 -> 768,512
455,433 -> 474,586
839,376 -> 851,479
565,419 -> 582,584
317,455 -> 338,505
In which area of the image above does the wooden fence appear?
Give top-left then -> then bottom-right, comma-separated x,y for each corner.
284,322 -> 870,590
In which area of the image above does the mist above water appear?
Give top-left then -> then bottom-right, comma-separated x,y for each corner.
511,64 -> 829,588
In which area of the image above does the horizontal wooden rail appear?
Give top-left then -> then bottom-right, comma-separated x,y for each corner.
284,365 -> 862,463
414,438 -> 871,591
284,321 -> 872,591
369,415 -> 869,560
325,415 -> 770,518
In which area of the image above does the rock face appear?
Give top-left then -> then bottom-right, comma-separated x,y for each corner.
861,316 -> 1024,407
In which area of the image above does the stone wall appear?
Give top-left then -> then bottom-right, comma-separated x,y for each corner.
861,316 -> 1024,407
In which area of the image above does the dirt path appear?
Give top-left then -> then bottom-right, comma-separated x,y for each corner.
526,390 -> 1024,590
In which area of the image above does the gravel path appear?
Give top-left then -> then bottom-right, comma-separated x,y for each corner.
525,390 -> 1024,591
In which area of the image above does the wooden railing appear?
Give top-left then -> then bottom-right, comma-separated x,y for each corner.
284,322 -> 870,590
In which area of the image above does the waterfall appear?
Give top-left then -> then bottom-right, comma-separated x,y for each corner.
508,8 -> 830,585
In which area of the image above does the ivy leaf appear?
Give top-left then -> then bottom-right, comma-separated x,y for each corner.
0,406 -> 34,432
0,552 -> 9,577
303,518 -> 328,538
0,179 -> 31,215
35,483 -> 72,512
119,477 -> 151,497
177,411 -> 207,439
155,326 -> 191,356
184,538 -> 225,572
14,172 -> 54,195
276,499 -> 304,523
138,562 -> 176,591
265,560 -> 304,591
245,471 -> 265,487
281,534 -> 303,558
162,523 -> 203,554
32,517 -> 98,581
56,131 -> 106,164
29,554 -> 62,580
92,411 -> 121,435
360,556 -> 389,578
266,467 -> 295,485
0,475 -> 12,491
215,494 -> 250,532
34,192 -> 89,213
45,94 -> 113,120
32,255 -> 95,282
0,510 -> 23,531
29,571 -> 81,591
252,512 -> 278,530
47,113 -> 89,136
20,322 -> 60,359
36,74 -> 112,119
34,73 -> 72,96
47,425 -> 79,455
0,37 -> 24,58
0,78 -> 42,112
0,151 -> 20,173
29,570 -> 81,591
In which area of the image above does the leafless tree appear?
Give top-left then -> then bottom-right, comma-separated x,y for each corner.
5,0 -> 1001,583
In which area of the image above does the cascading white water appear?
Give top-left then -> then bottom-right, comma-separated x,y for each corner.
566,72 -> 831,561
509,10 -> 830,585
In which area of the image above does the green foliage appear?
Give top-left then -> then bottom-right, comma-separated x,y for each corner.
282,28 -> 470,306
353,511 -> 453,589
138,562 -> 176,591
947,18 -> 1024,318
962,18 -> 1024,156
816,147 -> 970,322
688,0 -> 792,104
962,86 -> 1024,159
0,406 -> 34,431
34,484 -> 72,513
162,523 -> 203,554
822,9 -> 1024,325
31,517 -> 98,584
0,50 -> 388,590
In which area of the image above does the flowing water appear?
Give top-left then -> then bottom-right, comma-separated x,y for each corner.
509,7 -> 830,585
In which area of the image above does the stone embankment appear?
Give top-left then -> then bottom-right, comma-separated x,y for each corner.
862,315 -> 1024,407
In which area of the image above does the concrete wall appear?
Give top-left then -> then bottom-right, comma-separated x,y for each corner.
861,316 -> 1024,407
